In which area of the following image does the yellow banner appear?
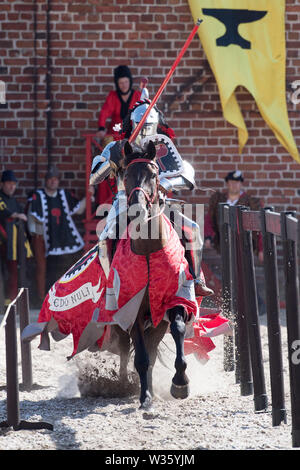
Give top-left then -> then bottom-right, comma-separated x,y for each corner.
188,0 -> 300,163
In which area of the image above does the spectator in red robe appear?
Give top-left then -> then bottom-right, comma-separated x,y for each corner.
96,65 -> 141,140
95,65 -> 141,207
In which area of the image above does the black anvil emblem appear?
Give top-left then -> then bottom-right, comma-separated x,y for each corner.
203,8 -> 267,49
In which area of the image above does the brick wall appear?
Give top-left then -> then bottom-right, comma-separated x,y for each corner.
1,0 -> 300,214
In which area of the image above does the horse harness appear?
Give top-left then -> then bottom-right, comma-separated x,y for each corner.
124,158 -> 162,219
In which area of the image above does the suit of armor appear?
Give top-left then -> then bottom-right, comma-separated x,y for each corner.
90,89 -> 213,297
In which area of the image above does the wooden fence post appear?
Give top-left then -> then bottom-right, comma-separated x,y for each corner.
17,288 -> 33,391
281,211 -> 300,448
261,208 -> 286,426
237,206 -> 268,411
4,304 -> 21,429
230,205 -> 253,396
218,203 -> 234,371
0,300 -> 53,431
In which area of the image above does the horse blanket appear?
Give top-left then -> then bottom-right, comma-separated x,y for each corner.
100,216 -> 198,327
22,218 -> 229,362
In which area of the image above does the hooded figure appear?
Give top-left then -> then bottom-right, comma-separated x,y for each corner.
97,65 -> 141,138
114,65 -> 133,95
95,65 -> 142,207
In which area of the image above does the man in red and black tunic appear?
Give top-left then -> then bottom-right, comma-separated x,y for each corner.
28,165 -> 86,303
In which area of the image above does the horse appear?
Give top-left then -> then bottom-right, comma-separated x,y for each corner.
111,139 -> 196,409
20,139 -> 199,410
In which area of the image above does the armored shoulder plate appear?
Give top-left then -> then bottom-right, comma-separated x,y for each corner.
141,134 -> 183,178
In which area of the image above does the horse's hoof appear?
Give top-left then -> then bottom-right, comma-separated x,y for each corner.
170,381 -> 189,399
139,399 -> 153,411
139,391 -> 152,410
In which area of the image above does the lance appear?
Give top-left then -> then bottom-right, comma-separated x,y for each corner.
129,18 -> 203,144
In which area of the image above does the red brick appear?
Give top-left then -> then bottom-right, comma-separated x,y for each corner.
0,0 -> 299,215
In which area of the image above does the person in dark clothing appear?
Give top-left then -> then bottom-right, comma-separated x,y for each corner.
204,170 -> 263,260
204,170 -> 266,315
0,169 -> 32,302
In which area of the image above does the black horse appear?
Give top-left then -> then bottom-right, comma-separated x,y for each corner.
114,140 -> 193,409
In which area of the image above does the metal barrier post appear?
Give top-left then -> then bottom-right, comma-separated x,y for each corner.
4,304 -> 21,429
218,203 -> 234,372
238,206 -> 268,412
261,208 -> 286,426
0,300 -> 53,431
230,205 -> 253,395
17,288 -> 33,391
281,211 -> 300,448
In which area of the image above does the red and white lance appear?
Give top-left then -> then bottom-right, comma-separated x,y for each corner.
128,18 -> 203,144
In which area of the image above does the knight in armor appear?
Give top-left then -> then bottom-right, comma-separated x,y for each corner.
90,87 -> 214,298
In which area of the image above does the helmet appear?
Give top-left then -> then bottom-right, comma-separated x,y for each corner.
130,88 -> 159,142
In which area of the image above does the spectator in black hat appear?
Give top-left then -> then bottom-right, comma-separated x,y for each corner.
204,170 -> 266,315
0,169 -> 32,303
96,65 -> 141,141
204,170 -> 264,262
27,164 -> 89,304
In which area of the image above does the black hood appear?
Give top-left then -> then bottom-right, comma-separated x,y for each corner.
114,65 -> 133,94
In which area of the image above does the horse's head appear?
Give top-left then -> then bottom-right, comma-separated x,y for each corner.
123,140 -> 159,223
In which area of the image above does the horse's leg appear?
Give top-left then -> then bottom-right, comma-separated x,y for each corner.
130,312 -> 152,409
168,306 -> 189,399
144,320 -> 169,396
106,326 -> 130,382
114,326 -> 131,382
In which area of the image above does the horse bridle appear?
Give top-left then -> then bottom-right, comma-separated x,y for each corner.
125,158 -> 159,208
125,158 -> 165,221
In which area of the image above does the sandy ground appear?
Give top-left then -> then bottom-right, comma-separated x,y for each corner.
0,309 -> 298,451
